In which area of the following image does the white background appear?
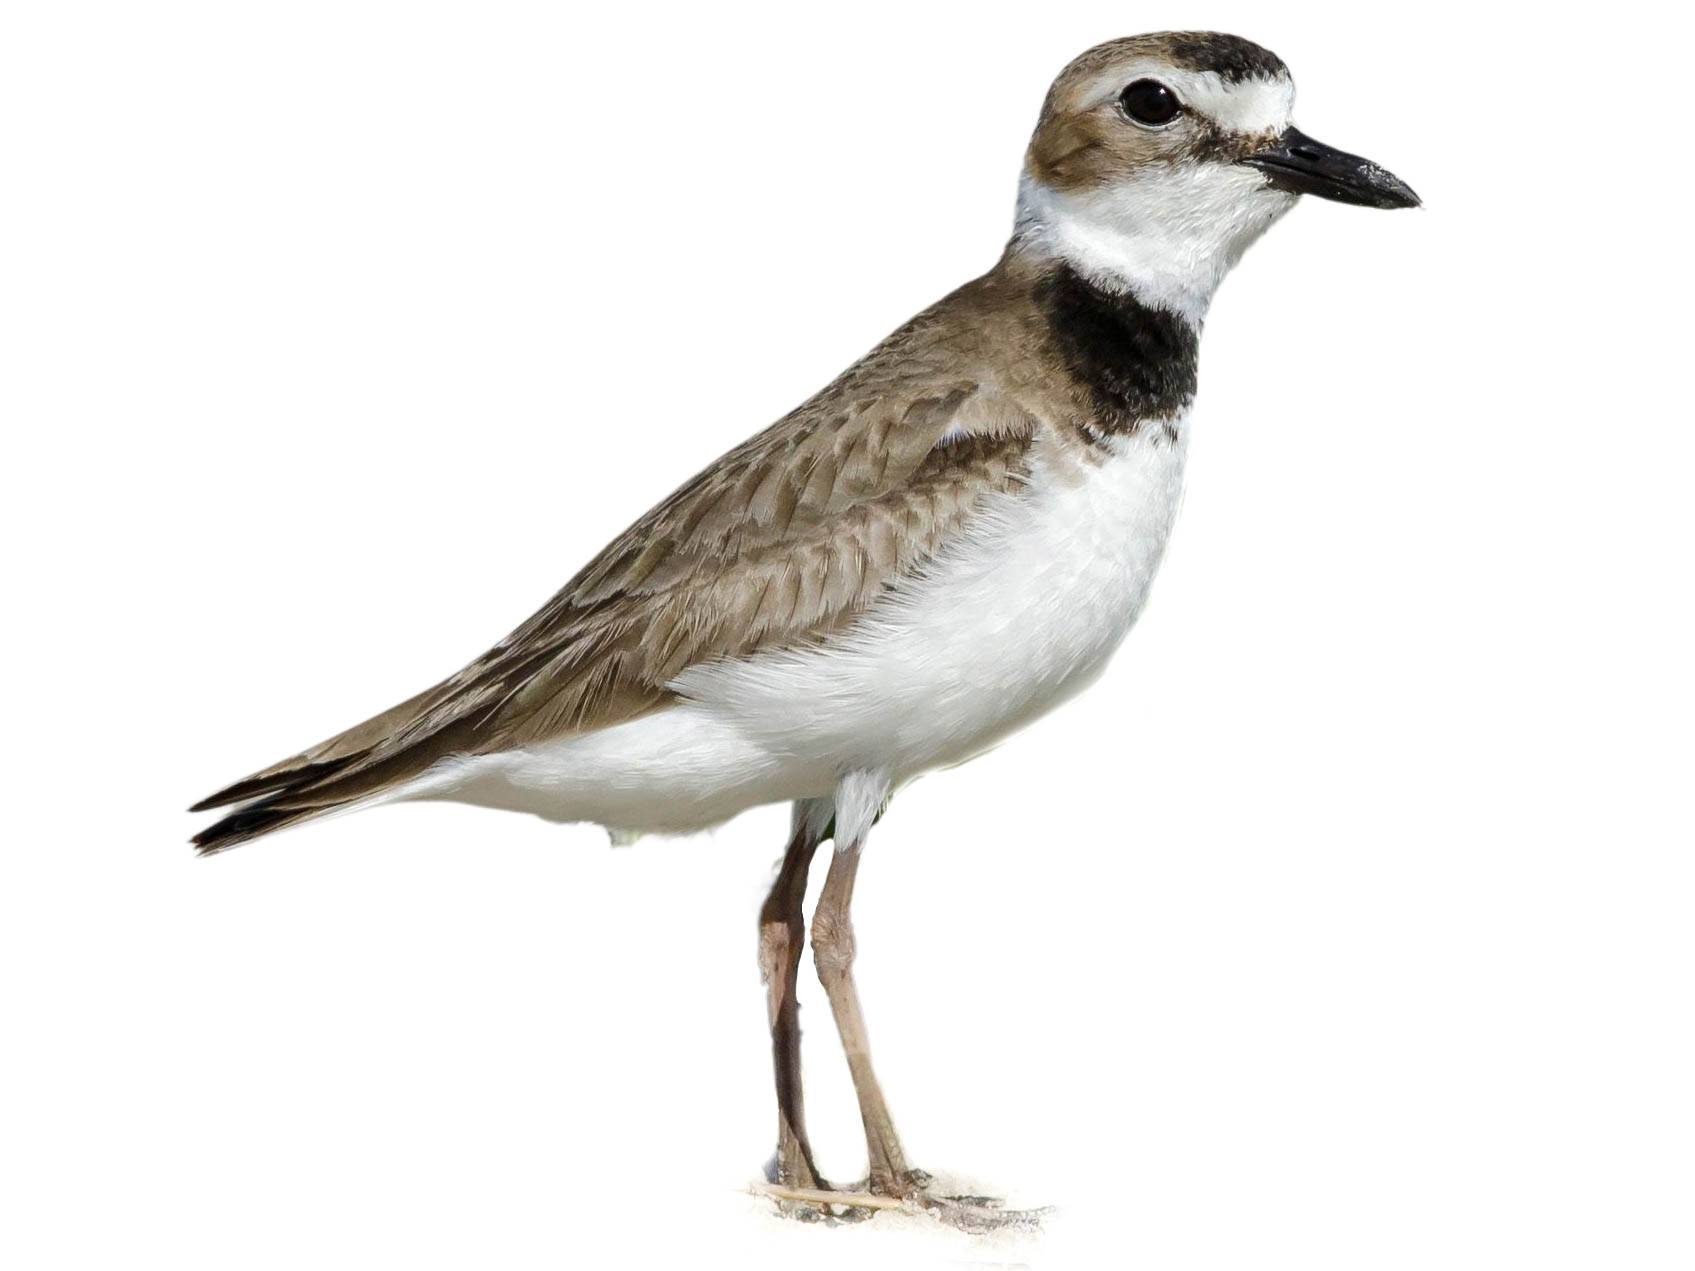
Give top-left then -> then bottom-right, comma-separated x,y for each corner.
3,2 -> 1690,1267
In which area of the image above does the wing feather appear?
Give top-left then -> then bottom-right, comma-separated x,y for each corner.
193,283 -> 1043,838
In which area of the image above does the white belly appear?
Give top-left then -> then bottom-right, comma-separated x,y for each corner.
418,425 -> 1188,833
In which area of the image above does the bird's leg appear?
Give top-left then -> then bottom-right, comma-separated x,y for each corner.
759,801 -> 1051,1233
810,832 -> 915,1197
757,803 -> 827,1192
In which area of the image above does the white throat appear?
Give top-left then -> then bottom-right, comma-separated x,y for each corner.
1014,167 -> 1295,326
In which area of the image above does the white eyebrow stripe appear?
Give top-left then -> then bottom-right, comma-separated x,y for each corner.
1075,62 -> 1295,137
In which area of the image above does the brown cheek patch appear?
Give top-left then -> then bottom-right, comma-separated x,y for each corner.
1029,108 -> 1182,194
1028,112 -> 1115,193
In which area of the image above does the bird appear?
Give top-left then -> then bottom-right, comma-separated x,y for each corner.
192,31 -> 1417,1229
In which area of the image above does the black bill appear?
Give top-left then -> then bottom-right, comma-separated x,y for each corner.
1241,128 -> 1420,209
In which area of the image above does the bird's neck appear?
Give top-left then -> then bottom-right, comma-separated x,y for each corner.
1010,171 -> 1272,329
1026,257 -> 1201,432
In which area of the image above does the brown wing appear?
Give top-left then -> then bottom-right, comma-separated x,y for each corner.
192,286 -> 1040,846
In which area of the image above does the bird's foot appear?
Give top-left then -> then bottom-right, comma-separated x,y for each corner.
755,1180 -> 875,1224
879,1170 -> 1048,1233
760,1157 -> 837,1223
768,1191 -> 835,1223
756,1168 -> 1049,1233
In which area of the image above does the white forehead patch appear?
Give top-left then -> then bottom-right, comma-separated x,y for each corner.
1077,60 -> 1295,136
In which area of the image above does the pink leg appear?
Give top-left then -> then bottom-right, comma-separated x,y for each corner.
757,805 -> 827,1187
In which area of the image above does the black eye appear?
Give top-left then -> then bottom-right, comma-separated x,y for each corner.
1119,79 -> 1182,127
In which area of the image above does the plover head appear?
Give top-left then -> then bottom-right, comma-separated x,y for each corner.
1015,32 -> 1419,323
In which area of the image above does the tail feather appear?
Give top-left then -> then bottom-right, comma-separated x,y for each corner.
190,715 -> 478,855
191,800 -> 324,856
188,747 -> 434,855
188,683 -> 451,815
188,758 -> 353,813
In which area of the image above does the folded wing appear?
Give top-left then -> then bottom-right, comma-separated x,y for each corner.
192,306 -> 1040,852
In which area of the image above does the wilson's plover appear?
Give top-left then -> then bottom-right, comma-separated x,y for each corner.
193,32 -> 1417,1228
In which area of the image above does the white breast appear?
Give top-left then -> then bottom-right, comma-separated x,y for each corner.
418,423 -> 1189,834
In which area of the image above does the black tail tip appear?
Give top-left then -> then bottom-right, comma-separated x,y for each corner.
190,760 -> 347,816
190,804 -> 300,855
